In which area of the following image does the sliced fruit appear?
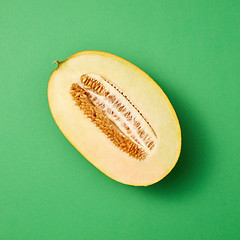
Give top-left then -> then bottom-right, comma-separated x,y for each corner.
48,51 -> 181,186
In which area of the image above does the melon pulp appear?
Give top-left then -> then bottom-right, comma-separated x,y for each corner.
48,51 -> 181,186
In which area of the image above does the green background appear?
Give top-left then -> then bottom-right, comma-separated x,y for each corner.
1,0 -> 239,239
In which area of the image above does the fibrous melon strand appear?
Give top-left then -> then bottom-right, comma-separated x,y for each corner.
70,83 -> 147,160
80,74 -> 156,150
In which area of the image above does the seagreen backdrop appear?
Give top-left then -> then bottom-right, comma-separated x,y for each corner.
0,0 -> 239,239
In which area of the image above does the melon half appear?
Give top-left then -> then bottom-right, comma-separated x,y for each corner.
48,51 -> 181,186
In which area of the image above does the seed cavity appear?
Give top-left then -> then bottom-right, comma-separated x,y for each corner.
70,73 -> 157,160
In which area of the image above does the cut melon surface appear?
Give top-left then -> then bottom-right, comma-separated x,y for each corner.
48,51 -> 181,186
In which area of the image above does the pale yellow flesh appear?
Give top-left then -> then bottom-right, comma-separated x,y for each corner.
48,51 -> 181,186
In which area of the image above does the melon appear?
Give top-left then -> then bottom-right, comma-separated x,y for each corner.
48,51 -> 181,186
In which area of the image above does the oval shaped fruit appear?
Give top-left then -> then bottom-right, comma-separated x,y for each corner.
48,51 -> 181,186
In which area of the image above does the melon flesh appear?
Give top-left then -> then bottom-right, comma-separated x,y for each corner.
48,51 -> 181,186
